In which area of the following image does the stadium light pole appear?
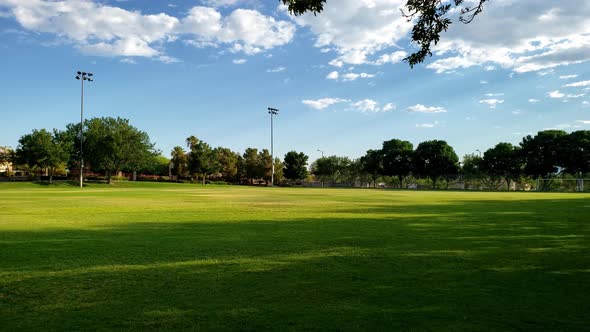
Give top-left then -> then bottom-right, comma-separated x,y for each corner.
75,71 -> 93,189
268,107 -> 279,186
476,149 -> 482,158
317,149 -> 324,158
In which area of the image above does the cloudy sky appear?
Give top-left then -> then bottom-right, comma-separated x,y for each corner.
1,0 -> 589,161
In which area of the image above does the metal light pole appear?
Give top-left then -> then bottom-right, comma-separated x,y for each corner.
476,149 -> 482,158
268,107 -> 279,186
317,149 -> 324,158
75,71 -> 93,189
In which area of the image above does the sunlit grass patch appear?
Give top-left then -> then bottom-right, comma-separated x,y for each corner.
1,182 -> 589,330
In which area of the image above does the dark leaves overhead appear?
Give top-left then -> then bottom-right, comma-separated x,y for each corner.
282,0 -> 488,67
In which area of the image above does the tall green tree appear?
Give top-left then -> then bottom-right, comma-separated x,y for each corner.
83,117 -> 157,184
16,129 -> 70,183
382,139 -> 413,188
562,130 -> 590,177
520,130 -> 568,180
311,155 -> 352,185
243,148 -> 260,184
359,149 -> 382,188
214,147 -> 239,182
186,136 -> 218,185
413,140 -> 459,189
283,151 -> 309,182
258,149 -> 273,185
481,143 -> 523,190
461,153 -> 483,189
274,157 -> 285,185
170,146 -> 189,178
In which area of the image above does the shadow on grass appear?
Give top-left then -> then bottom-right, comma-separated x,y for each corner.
1,198 -> 589,331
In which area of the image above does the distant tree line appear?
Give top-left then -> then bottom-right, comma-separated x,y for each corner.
5,118 -> 589,190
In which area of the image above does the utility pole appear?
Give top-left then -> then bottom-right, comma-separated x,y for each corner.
267,107 -> 279,186
317,149 -> 325,158
75,71 -> 93,189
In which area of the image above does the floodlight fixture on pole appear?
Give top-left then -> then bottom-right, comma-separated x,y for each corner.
268,107 -> 279,186
317,149 -> 324,158
476,149 -> 482,158
75,71 -> 94,189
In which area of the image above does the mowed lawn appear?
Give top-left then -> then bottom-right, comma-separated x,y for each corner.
1,183 -> 589,331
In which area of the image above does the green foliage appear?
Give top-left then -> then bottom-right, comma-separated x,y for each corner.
413,140 -> 459,189
481,143 -> 523,190
281,0 -> 326,15
16,129 -> 70,183
284,0 -> 488,67
283,151 -> 309,182
461,153 -> 483,189
83,117 -> 158,183
520,130 -> 568,178
214,147 -> 239,182
243,147 -> 260,183
381,139 -> 413,188
258,149 -> 273,183
186,136 -> 219,185
359,149 -> 382,187
170,146 -> 189,178
311,155 -> 352,184
562,130 -> 590,175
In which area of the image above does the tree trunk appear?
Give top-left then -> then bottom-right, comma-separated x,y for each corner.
202,174 -> 206,185
49,170 -> 53,184
398,175 -> 404,189
107,170 -> 112,184
432,177 -> 437,190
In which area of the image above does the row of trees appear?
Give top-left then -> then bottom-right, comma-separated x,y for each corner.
334,130 -> 589,190
11,117 -> 160,183
7,117 -> 589,190
169,138 -> 309,185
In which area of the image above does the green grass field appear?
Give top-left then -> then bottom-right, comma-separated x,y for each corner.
1,182 -> 589,331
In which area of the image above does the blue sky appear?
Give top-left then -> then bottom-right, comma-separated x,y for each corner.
1,0 -> 590,162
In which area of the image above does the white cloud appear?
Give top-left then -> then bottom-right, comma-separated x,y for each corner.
406,104 -> 447,113
382,103 -> 395,112
529,98 -> 541,103
267,66 -> 286,73
349,99 -> 394,113
326,71 -> 339,80
560,74 -> 578,79
480,80 -> 488,84
0,1 -> 295,60
232,58 -> 246,64
425,1 -> 590,74
576,120 -> 590,124
326,71 -> 374,82
341,72 -> 375,82
563,80 -> 590,88
479,99 -> 504,108
547,90 -> 584,99
537,69 -> 554,76
291,0 -> 411,67
548,90 -> 565,98
302,98 -> 348,110
372,51 -> 407,65
485,93 -> 504,97
182,8 -> 295,55
416,121 -> 439,128
555,123 -> 572,129
201,0 -> 243,7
